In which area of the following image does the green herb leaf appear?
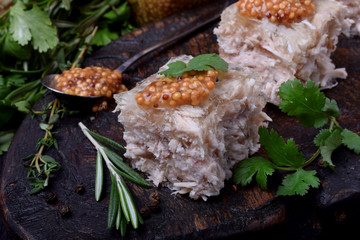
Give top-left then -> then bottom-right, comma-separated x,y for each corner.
39,123 -> 49,131
116,179 -> 130,223
9,1 -> 59,52
87,130 -> 126,153
233,157 -> 275,189
49,114 -> 60,125
1,33 -> 32,60
91,28 -> 119,47
278,79 -> 328,128
104,148 -> 152,188
115,201 -> 122,230
41,155 -> 56,163
79,122 -> 150,233
276,169 -> 320,196
187,53 -> 229,72
314,127 -> 343,168
322,98 -> 339,118
341,129 -> 360,154
24,99 -> 63,193
120,210 -> 128,236
117,176 -> 140,229
103,2 -> 130,22
160,61 -> 187,78
108,174 -> 119,229
95,150 -> 103,201
259,127 -> 306,168
0,131 -> 14,155
160,54 -> 228,77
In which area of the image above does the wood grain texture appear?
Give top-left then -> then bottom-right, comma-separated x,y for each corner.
1,0 -> 359,239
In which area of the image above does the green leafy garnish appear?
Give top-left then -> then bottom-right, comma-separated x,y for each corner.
276,169 -> 320,196
259,127 -> 306,168
341,129 -> 360,154
278,79 -> 333,128
79,122 -> 151,236
0,0 -> 135,156
233,157 -> 275,189
0,131 -> 14,155
9,1 -> 58,52
23,99 -> 64,194
160,53 -> 228,77
234,79 -> 360,197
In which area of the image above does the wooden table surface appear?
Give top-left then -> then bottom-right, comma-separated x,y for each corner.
1,1 -> 359,239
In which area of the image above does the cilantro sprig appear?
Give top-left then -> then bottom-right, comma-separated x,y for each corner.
159,53 -> 228,77
233,79 -> 360,197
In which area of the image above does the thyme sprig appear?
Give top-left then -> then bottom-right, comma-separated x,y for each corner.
79,122 -> 152,236
23,99 -> 65,194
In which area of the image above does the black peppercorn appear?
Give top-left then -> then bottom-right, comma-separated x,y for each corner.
147,191 -> 161,213
58,205 -> 71,218
74,184 -> 85,194
44,192 -> 57,204
139,207 -> 150,219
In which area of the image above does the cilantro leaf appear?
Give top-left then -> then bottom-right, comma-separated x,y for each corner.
233,157 -> 275,189
91,28 -> 119,47
278,79 -> 328,128
103,2 -> 131,22
1,32 -> 32,60
160,54 -> 228,77
322,98 -> 339,118
160,61 -> 187,78
341,129 -> 360,154
187,54 -> 228,72
313,129 -> 332,146
315,127 -> 342,169
9,1 -> 58,52
259,127 -> 306,168
276,169 -> 320,196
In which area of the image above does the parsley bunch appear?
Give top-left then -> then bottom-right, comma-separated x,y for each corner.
234,79 -> 360,196
0,0 -> 135,155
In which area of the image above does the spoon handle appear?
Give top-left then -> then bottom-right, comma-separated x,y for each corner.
116,0 -> 230,74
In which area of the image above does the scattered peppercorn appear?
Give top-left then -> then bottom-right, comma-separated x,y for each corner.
135,70 -> 218,108
149,191 -> 160,202
44,191 -> 57,204
236,0 -> 316,23
58,204 -> 71,218
74,184 -> 85,194
55,66 -> 127,98
139,207 -> 151,219
147,191 -> 161,213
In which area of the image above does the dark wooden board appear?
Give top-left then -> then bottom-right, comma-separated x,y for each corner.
1,1 -> 360,239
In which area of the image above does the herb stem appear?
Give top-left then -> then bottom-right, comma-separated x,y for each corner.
79,123 -> 123,179
330,117 -> 341,128
303,148 -> 321,167
275,166 -> 297,171
30,99 -> 59,173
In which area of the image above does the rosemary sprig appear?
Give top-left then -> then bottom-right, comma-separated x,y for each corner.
23,99 -> 65,194
79,122 -> 152,236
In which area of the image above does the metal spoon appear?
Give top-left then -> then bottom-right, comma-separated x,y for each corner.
41,2 -> 228,100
